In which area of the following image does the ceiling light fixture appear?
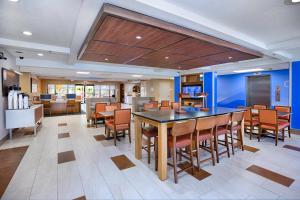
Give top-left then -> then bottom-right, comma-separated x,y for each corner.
233,68 -> 264,73
105,58 -> 109,61
132,74 -> 143,77
292,0 -> 300,2
135,35 -> 142,40
228,56 -> 233,60
22,31 -> 32,36
165,56 -> 169,59
37,53 -> 44,56
9,0 -> 19,2
77,71 -> 90,75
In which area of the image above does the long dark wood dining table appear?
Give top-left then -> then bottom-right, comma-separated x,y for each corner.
133,106 -> 245,181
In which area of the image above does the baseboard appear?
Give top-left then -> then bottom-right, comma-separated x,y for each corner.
0,134 -> 9,146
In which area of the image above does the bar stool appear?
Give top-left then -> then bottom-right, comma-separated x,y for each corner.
168,119 -> 196,183
214,114 -> 231,163
142,126 -> 158,169
161,100 -> 169,107
228,111 -> 245,155
150,101 -> 158,108
194,117 -> 216,169
244,108 -> 259,140
42,100 -> 51,116
143,103 -> 154,111
66,99 -> 76,114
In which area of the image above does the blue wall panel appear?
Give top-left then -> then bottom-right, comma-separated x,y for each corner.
217,69 -> 289,108
174,76 -> 181,102
204,72 -> 217,108
292,62 -> 300,129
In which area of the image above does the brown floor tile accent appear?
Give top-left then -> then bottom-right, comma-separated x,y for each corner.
58,132 -> 70,139
94,134 -> 106,141
0,146 -> 29,198
58,150 -> 76,164
244,145 -> 260,153
178,161 -> 211,181
111,154 -> 135,170
246,165 -> 294,187
291,129 -> 300,135
58,123 -> 67,127
283,145 -> 300,152
73,195 -> 86,200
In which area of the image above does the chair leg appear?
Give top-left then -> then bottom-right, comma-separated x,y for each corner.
114,130 -> 117,146
258,126 -> 261,142
275,130 -> 278,146
189,144 -> 194,175
214,134 -> 219,163
288,125 -> 291,138
128,128 -> 131,143
196,140 -> 200,170
155,137 -> 158,171
282,129 -> 285,142
230,129 -> 235,155
250,125 -> 253,140
172,147 -> 178,184
225,133 -> 230,158
147,137 -> 151,164
209,137 -> 215,166
240,129 -> 244,151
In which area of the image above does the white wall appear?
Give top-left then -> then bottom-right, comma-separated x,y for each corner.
0,47 -> 17,140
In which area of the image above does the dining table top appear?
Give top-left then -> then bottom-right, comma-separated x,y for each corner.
133,106 -> 246,123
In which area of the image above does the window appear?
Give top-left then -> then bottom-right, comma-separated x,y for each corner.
48,84 -> 55,94
56,84 -> 68,96
100,85 -> 109,97
67,85 -> 75,94
94,85 -> 101,97
110,85 -> 116,97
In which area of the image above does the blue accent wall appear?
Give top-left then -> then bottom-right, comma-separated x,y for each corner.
217,69 -> 289,108
204,72 -> 217,108
292,61 -> 300,129
174,76 -> 180,102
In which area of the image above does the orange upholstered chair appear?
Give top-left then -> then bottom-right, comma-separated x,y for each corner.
258,109 -> 290,146
168,119 -> 196,183
105,109 -> 131,146
275,106 -> 291,138
110,102 -> 121,109
92,103 -> 107,127
228,111 -> 245,154
150,101 -> 158,108
143,103 -> 154,111
160,106 -> 171,111
161,100 -> 169,107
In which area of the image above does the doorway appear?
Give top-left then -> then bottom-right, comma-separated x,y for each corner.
246,75 -> 271,107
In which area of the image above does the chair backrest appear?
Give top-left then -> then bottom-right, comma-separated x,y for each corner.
114,109 -> 131,125
196,117 -> 216,131
160,106 -> 171,111
144,103 -> 154,110
244,108 -> 252,121
161,100 -> 169,107
259,109 -> 277,125
95,103 -> 107,113
111,102 -> 121,109
67,99 -> 75,106
150,101 -> 158,108
172,119 -> 196,137
215,114 -> 231,127
231,111 -> 245,123
275,106 -> 291,113
76,95 -> 81,101
105,105 -> 117,112
194,103 -> 203,108
171,102 -> 180,110
253,104 -> 267,110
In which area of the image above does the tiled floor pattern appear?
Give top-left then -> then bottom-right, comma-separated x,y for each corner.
58,132 -> 70,139
283,144 -> 300,152
0,114 -> 300,199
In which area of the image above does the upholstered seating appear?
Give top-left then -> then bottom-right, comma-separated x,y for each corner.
228,111 -> 245,155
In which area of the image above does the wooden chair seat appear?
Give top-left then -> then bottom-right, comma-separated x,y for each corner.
168,135 -> 191,148
244,119 -> 259,126
193,130 -> 211,141
142,126 -> 158,138
261,121 -> 290,131
216,125 -> 228,135
105,120 -> 129,131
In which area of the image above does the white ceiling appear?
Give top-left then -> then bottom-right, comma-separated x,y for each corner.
0,0 -> 299,80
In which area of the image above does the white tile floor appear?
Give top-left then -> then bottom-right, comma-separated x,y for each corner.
1,114 -> 300,200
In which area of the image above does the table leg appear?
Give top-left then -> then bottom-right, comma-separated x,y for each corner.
9,129 -> 12,140
158,123 -> 168,181
134,116 -> 142,160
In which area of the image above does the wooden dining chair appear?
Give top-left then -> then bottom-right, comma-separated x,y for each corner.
160,106 -> 171,111
66,99 -> 76,114
275,106 -> 291,138
150,101 -> 159,108
168,119 -> 196,183
194,117 -> 216,169
105,109 -> 131,146
171,102 -> 180,110
142,125 -> 158,168
214,114 -> 231,163
111,102 -> 121,109
161,100 -> 169,107
143,103 -> 154,111
92,103 -> 107,127
244,107 -> 259,140
228,111 -> 245,155
42,100 -> 51,116
105,105 -> 117,112
253,104 -> 267,110
258,109 -> 290,146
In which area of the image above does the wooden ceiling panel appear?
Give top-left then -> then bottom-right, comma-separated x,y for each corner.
128,50 -> 195,67
83,41 -> 153,63
79,4 -> 263,70
94,15 -> 187,50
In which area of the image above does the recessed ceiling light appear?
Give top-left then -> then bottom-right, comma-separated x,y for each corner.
165,56 -> 169,59
132,74 -> 143,77
22,31 -> 32,36
292,0 -> 300,2
77,71 -> 90,75
9,0 -> 19,2
135,35 -> 142,40
105,58 -> 109,61
233,68 -> 264,73
37,53 -> 43,56
228,56 -> 233,60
